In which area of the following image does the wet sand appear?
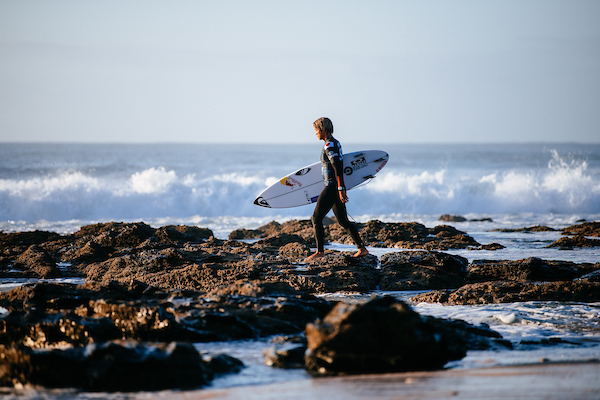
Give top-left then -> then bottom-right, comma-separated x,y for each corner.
148,362 -> 599,400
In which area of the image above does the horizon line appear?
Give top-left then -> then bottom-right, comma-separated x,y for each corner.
2,140 -> 599,146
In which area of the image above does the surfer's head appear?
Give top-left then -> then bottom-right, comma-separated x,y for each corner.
313,117 -> 333,140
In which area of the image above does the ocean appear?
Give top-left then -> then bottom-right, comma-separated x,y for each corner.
1,142 -> 599,391
1,142 -> 599,237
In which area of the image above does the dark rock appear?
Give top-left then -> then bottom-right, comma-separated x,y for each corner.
264,345 -> 307,369
544,221 -> 600,248
13,245 -> 59,278
255,233 -> 312,248
561,222 -> 600,237
154,225 -> 213,244
439,214 -> 467,222
0,310 -> 122,348
492,226 -> 556,233
228,220 -> 316,241
479,242 -> 505,250
546,235 -> 600,249
73,222 -> 156,248
0,230 -> 62,247
348,221 -> 479,250
288,253 -> 380,293
0,281 -> 159,313
470,217 -> 494,222
232,219 -> 480,250
59,240 -> 112,264
467,257 -> 600,283
379,251 -> 468,290
0,341 -> 219,391
228,228 -> 263,240
412,281 -> 600,305
208,280 -> 302,297
305,296 -> 508,375
278,242 -> 311,259
0,281 -> 333,345
577,269 -> 600,282
203,353 -> 245,375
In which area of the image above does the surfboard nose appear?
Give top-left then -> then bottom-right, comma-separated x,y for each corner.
254,197 -> 270,207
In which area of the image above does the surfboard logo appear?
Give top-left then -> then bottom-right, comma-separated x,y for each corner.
295,167 -> 311,176
351,157 -> 367,170
375,159 -> 388,173
280,176 -> 302,188
254,197 -> 270,207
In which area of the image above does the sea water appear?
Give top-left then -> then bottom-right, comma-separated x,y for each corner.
1,143 -> 599,236
1,142 -> 599,390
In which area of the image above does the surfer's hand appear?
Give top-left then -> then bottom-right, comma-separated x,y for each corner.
339,190 -> 348,203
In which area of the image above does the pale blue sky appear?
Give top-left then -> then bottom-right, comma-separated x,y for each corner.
1,0 -> 599,144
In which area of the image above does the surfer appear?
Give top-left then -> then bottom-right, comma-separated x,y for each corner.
305,117 -> 369,260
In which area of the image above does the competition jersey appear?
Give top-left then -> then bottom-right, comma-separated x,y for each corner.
321,136 -> 344,187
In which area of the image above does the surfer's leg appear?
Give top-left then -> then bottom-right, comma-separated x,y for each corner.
310,186 -> 335,254
331,200 -> 369,257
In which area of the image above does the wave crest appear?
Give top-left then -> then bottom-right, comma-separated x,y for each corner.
1,150 -> 598,222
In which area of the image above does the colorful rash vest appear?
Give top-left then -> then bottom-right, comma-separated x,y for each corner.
321,136 -> 345,187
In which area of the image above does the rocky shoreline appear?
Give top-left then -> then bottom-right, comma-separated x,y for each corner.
0,219 -> 599,391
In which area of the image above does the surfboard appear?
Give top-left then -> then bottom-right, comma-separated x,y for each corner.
253,150 -> 389,208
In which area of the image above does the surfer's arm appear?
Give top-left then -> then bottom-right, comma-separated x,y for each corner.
331,157 -> 349,203
330,156 -> 345,187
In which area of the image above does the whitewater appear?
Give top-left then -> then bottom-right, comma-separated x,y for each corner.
1,143 -> 599,238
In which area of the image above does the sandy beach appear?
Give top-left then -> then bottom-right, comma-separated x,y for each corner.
110,362 -> 599,400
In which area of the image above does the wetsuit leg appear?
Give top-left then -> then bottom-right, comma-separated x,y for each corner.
331,196 -> 364,247
311,185 -> 336,252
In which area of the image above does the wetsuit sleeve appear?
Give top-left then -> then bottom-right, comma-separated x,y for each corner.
324,139 -> 346,188
331,156 -> 345,188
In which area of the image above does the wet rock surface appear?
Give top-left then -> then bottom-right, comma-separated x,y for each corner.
467,257 -> 600,283
0,341 -> 217,391
2,220 -> 478,294
1,220 -> 599,389
0,280 -> 332,346
0,279 -> 330,390
379,251 -> 468,290
230,219 -> 484,250
438,214 -> 493,223
305,296 -> 511,375
411,280 -> 600,305
545,221 -> 600,248
560,221 -> 600,237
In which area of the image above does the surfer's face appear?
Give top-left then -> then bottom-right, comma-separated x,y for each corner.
315,128 -> 329,141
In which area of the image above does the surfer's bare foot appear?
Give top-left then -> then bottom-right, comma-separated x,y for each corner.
353,247 -> 369,258
305,252 -> 325,261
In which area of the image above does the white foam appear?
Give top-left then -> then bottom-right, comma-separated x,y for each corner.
0,145 -> 598,231
129,166 -> 180,194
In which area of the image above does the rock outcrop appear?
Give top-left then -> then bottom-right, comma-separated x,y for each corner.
305,296 -> 510,375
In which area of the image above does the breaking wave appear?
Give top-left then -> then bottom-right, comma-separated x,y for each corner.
361,149 -> 600,215
0,147 -> 598,225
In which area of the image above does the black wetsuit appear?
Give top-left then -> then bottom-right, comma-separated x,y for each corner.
312,136 -> 364,253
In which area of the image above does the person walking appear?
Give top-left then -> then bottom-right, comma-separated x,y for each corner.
305,117 -> 369,260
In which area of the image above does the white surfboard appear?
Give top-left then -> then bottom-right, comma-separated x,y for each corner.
253,150 -> 389,208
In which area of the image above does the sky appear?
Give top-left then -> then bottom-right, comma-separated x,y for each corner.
1,0 -> 599,144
